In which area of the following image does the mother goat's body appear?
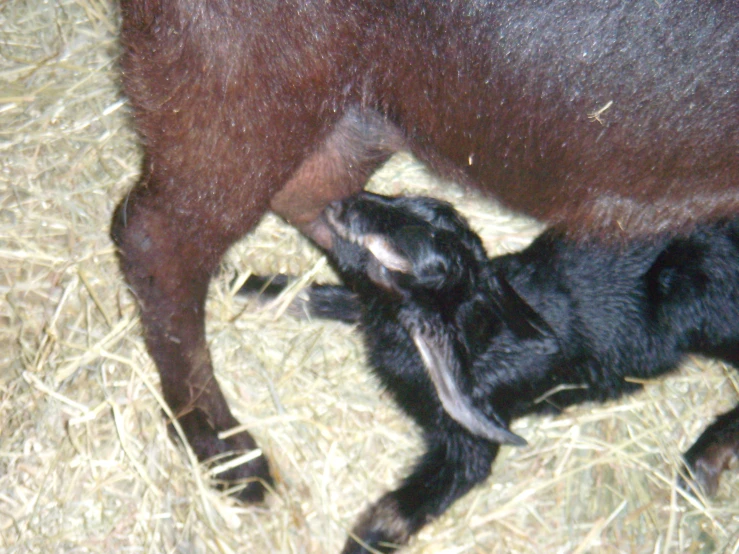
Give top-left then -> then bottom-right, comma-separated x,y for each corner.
111,0 -> 739,550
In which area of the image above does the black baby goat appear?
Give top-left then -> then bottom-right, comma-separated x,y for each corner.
244,192 -> 739,554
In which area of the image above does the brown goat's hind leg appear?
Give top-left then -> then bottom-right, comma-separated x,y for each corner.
111,182 -> 272,502
111,109 -> 402,503
682,403 -> 739,496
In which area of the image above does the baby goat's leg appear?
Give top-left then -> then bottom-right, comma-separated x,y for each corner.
342,432 -> 499,554
683,403 -> 739,496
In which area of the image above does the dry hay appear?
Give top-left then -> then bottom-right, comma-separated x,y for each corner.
1,1 -> 738,553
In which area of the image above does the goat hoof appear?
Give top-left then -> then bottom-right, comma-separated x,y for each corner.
680,407 -> 739,498
167,410 -> 274,502
680,451 -> 722,498
209,431 -> 273,503
341,534 -> 397,554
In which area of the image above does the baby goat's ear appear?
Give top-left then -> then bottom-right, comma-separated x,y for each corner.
407,321 -> 527,446
493,273 -> 559,355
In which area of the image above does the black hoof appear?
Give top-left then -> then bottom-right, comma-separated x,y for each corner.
168,409 -> 274,502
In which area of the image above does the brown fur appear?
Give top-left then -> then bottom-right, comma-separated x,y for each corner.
112,0 -> 739,529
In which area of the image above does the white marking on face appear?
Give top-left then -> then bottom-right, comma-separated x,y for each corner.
364,234 -> 413,273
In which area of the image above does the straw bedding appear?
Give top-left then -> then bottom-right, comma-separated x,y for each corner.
1,1 -> 737,552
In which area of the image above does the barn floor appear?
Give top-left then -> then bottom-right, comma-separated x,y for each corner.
1,1 -> 737,552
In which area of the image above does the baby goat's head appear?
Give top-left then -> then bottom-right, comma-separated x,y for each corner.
325,192 -> 488,299
325,193 -> 532,446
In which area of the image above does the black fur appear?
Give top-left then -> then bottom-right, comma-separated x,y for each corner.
242,193 -> 739,553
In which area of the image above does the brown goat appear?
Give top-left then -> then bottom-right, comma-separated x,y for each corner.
112,0 -> 738,551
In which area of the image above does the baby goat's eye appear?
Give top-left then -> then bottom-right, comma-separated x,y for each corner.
431,259 -> 447,276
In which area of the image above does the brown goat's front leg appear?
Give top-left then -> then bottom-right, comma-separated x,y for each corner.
111,182 -> 272,502
342,432 -> 499,554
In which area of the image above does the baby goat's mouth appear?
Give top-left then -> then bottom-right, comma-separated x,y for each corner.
325,202 -> 412,273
